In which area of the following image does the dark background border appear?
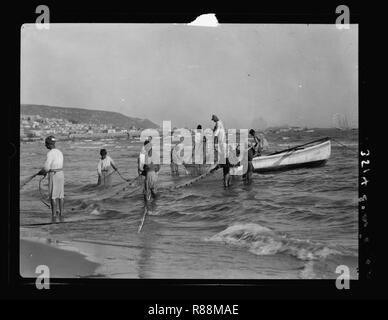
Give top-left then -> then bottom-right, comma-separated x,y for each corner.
4,1 -> 383,301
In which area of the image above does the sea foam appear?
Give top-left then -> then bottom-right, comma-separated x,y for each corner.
206,223 -> 343,261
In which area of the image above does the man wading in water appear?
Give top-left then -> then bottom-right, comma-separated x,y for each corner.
249,129 -> 268,156
242,142 -> 255,184
37,136 -> 65,217
139,140 -> 160,201
193,124 -> 207,175
97,148 -> 117,187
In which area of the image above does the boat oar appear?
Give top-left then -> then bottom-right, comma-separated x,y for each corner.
268,137 -> 330,156
20,173 -> 39,189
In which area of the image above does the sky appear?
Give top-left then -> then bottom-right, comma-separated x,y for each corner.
21,23 -> 358,129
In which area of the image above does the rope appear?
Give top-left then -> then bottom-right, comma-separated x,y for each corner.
38,175 -> 51,209
20,173 -> 38,189
111,163 -> 219,198
104,169 -> 117,179
29,164 -> 220,229
35,162 -> 218,212
165,164 -> 220,191
103,169 -> 133,183
135,165 -> 220,232
331,138 -> 358,154
118,164 -> 219,199
112,175 -> 142,197
125,184 -> 143,197
138,206 -> 148,233
115,169 -> 132,182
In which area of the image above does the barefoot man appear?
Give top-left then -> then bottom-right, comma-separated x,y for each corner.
139,140 -> 160,201
37,136 -> 65,217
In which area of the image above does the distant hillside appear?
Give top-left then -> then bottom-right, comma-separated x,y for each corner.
21,104 -> 159,129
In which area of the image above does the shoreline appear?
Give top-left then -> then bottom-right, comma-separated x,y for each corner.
19,233 -> 357,279
20,237 -> 102,278
20,234 -> 143,278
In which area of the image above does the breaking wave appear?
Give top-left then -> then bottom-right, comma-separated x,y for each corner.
206,223 -> 348,261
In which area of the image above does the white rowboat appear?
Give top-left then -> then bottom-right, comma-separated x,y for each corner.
252,137 -> 331,173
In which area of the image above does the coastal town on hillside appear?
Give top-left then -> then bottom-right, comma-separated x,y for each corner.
20,114 -> 142,141
20,113 -> 357,143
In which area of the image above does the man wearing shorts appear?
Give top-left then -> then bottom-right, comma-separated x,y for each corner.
37,136 -> 65,217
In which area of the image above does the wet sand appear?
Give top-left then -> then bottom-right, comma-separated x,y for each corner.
19,228 -> 306,279
20,238 -> 100,278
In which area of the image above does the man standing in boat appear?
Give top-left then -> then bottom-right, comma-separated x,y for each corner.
211,114 -> 226,165
37,136 -> 65,217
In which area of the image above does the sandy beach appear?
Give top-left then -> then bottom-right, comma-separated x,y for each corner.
20,238 -> 101,278
20,226 -> 357,279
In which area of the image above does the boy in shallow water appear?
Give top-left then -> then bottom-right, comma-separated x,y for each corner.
97,149 -> 117,187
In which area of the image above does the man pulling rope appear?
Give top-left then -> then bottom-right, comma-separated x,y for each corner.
36,136 -> 65,217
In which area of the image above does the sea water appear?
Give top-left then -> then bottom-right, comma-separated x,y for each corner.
20,128 -> 358,279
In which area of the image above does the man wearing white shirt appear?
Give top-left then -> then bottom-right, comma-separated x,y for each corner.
97,149 -> 117,187
37,136 -> 65,217
211,114 -> 226,164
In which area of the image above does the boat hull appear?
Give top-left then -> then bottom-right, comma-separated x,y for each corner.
252,139 -> 331,173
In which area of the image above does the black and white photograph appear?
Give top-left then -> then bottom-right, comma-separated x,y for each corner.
18,20 -> 360,281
